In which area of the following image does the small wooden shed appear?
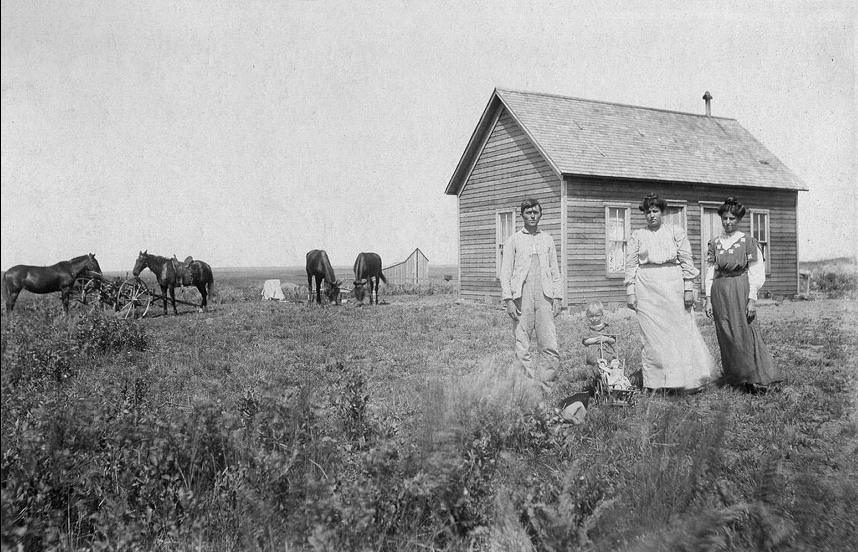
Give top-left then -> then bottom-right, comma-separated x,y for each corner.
384,248 -> 429,285
445,88 -> 808,310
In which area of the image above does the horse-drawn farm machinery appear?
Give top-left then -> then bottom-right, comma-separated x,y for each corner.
72,273 -> 152,319
72,272 -> 204,319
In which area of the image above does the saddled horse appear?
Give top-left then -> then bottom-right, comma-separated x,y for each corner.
132,250 -> 214,315
2,253 -> 102,315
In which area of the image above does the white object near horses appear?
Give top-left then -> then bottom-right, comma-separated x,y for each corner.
262,279 -> 286,301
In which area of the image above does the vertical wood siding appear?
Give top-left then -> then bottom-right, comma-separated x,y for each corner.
458,110 -> 560,303
384,249 -> 429,284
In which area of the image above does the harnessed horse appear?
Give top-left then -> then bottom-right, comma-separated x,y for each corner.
2,253 -> 102,315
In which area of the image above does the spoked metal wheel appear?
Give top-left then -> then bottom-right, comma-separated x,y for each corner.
116,278 -> 152,319
72,277 -> 101,305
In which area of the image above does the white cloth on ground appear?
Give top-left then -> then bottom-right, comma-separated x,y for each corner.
262,279 -> 286,301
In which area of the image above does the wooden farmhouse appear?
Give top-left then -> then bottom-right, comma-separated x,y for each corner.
445,88 -> 808,311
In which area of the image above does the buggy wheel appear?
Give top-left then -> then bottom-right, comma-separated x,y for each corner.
593,377 -> 610,406
72,278 -> 101,305
116,278 -> 152,319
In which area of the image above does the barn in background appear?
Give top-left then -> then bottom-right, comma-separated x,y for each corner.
384,248 -> 429,285
445,88 -> 808,311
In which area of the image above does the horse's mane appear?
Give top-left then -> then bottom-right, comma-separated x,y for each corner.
68,254 -> 93,263
143,252 -> 170,263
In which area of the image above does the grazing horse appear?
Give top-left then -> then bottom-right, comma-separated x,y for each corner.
306,249 -> 342,305
132,250 -> 214,315
2,253 -> 102,315
353,252 -> 387,305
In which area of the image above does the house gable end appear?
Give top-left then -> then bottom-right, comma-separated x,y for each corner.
460,110 -> 558,202
456,108 -> 563,301
446,89 -> 561,197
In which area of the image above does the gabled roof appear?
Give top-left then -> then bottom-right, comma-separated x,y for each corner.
445,88 -> 808,195
383,247 -> 428,270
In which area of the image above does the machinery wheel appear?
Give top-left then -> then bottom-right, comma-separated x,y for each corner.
72,277 -> 101,305
116,278 -> 152,319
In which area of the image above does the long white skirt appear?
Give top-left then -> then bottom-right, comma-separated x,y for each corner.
635,264 -> 714,390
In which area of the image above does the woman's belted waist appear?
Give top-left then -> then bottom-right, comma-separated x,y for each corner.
639,262 -> 679,269
715,269 -> 747,279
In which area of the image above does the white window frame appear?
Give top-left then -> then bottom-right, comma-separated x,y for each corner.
663,200 -> 688,230
496,209 -> 516,279
750,209 -> 771,275
604,203 -> 631,278
699,202 -> 723,292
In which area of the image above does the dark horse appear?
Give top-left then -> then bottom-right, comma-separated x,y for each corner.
132,250 -> 214,315
306,249 -> 342,305
353,252 -> 387,305
2,253 -> 102,315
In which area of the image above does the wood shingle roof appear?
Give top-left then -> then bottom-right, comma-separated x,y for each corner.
446,88 -> 807,195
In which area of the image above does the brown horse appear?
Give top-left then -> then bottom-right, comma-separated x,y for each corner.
132,250 -> 214,315
306,249 -> 342,305
2,254 -> 102,315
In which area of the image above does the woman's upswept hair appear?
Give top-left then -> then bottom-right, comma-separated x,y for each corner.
717,197 -> 747,219
639,193 -> 667,212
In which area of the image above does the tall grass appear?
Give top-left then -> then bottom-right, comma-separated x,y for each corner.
801,258 -> 858,299
2,288 -> 856,551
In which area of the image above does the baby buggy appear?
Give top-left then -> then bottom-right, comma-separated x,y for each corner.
593,357 -> 636,407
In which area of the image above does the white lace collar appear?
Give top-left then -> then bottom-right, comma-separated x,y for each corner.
718,231 -> 745,248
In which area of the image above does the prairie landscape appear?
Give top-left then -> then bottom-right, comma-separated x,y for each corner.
1,266 -> 856,551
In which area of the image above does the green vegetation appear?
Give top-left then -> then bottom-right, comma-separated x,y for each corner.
2,278 -> 856,551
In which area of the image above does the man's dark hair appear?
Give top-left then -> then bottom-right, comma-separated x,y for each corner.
520,198 -> 542,215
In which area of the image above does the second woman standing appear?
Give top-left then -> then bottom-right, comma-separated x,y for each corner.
703,197 -> 780,392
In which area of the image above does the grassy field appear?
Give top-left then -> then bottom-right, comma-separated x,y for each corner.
1,272 -> 856,551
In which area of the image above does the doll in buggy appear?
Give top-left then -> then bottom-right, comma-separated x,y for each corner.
582,301 -> 635,407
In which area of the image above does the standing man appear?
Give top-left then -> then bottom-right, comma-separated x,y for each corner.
500,198 -> 564,393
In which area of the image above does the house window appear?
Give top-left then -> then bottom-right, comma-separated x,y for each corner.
496,210 -> 515,278
750,210 -> 771,275
605,205 -> 630,276
700,203 -> 722,292
663,204 -> 687,229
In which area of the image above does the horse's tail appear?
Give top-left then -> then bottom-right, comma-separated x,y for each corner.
379,271 -> 388,284
201,262 -> 215,301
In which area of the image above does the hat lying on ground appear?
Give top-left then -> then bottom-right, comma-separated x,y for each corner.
557,392 -> 590,424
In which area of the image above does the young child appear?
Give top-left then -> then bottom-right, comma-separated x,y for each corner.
582,301 -> 632,391
582,301 -> 617,368
556,301 -> 630,423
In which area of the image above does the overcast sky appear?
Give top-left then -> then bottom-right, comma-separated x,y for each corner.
2,0 -> 856,272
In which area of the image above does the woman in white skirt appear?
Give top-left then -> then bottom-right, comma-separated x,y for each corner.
625,194 -> 715,392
